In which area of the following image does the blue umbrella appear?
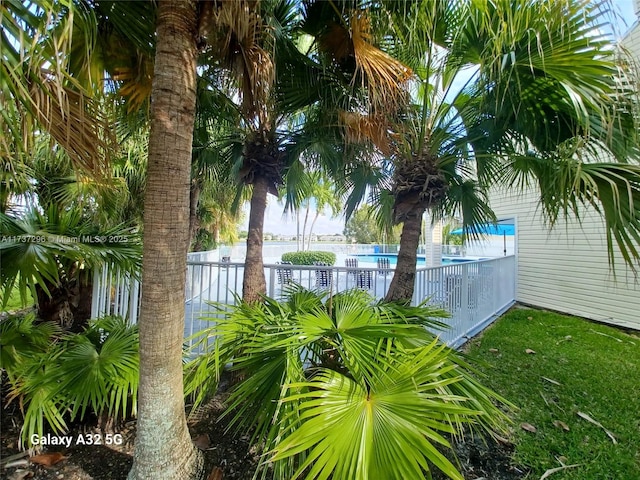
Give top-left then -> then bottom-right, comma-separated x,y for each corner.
450,223 -> 515,236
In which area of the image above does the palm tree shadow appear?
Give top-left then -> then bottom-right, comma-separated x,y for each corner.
68,445 -> 132,479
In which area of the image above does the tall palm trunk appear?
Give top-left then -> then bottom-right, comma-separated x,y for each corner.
307,209 -> 320,250
243,175 -> 269,303
302,202 -> 311,251
384,210 -> 424,303
386,153 -> 446,304
128,1 -> 204,479
188,181 -> 201,248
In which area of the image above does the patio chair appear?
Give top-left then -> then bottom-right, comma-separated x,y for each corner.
377,257 -> 390,275
356,270 -> 373,290
314,262 -> 332,288
276,261 -> 293,285
345,257 -> 358,280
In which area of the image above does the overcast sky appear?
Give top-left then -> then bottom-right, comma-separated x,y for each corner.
255,0 -> 638,236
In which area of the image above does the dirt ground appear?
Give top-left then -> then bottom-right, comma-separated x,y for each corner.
1,389 -> 528,480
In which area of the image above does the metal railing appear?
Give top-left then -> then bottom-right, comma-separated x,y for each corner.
91,255 -> 516,350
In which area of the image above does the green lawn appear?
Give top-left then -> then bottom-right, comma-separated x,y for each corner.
466,308 -> 640,480
2,286 -> 34,313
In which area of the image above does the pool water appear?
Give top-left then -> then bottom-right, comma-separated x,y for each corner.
354,254 -> 472,266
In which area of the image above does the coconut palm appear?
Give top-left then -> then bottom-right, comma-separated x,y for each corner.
343,0 -> 640,302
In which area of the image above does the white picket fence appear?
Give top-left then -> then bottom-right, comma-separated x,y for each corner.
91,255 -> 516,350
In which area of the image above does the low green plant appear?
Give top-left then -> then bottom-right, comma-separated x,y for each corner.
2,283 -> 34,313
0,313 -> 60,382
186,287 -> 511,480
281,251 -> 336,265
2,315 -> 139,447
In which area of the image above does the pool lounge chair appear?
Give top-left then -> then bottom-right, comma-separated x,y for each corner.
276,261 -> 293,285
345,258 -> 358,279
377,257 -> 390,275
314,262 -> 332,288
356,270 -> 373,290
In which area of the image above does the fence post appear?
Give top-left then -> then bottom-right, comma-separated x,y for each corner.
460,263 -> 470,330
268,265 -> 276,297
129,277 -> 140,324
90,267 -> 103,319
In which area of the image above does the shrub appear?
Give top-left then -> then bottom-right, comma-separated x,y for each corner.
186,287 -> 511,480
281,251 -> 336,265
0,313 -> 60,382
3,315 -> 139,448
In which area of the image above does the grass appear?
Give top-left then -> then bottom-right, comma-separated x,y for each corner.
466,308 -> 640,479
2,286 -> 34,313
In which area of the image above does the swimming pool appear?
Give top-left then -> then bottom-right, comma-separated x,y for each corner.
354,254 -> 473,266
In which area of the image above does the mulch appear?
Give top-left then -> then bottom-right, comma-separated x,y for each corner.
1,387 -> 528,480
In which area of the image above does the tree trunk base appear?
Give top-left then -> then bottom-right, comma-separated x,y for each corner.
128,444 -> 205,480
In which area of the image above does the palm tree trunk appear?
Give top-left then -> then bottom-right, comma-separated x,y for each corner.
242,175 -> 268,303
308,210 -> 320,251
128,1 -> 204,479
35,282 -> 74,328
384,211 -> 424,303
302,202 -> 311,251
188,181 -> 201,249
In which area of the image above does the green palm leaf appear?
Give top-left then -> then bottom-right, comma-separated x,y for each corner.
0,206 -> 141,307
271,343 -> 485,480
54,317 -> 139,419
187,288 -> 510,480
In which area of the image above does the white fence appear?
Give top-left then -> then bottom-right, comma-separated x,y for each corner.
91,255 -> 516,350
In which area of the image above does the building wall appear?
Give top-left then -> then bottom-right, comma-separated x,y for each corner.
623,2 -> 640,56
489,187 -> 640,330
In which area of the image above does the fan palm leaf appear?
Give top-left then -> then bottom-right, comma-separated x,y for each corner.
271,354 -> 475,480
0,206 -> 141,307
338,0 -> 640,302
186,288 -> 509,480
1,0 -> 116,176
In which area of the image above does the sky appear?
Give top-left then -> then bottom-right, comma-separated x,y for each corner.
616,0 -> 636,33
253,0 -> 638,236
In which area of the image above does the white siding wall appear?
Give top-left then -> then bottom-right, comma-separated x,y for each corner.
489,187 -> 640,330
623,2 -> 640,57
623,23 -> 640,57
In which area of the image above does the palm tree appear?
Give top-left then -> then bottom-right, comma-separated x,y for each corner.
0,0 -> 117,178
186,287 -> 510,480
343,1 -> 640,303
193,0 -> 289,302
0,205 -> 140,330
291,170 -> 342,251
0,127 -> 142,329
196,0 -> 412,302
126,0 -> 205,477
187,75 -> 249,251
3,2 -> 205,476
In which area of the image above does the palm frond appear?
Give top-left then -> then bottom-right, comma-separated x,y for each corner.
505,158 -> 640,270
187,288 -> 509,480
271,349 -> 478,480
0,206 -> 142,307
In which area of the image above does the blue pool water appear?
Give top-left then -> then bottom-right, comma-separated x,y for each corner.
354,254 -> 472,265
